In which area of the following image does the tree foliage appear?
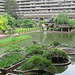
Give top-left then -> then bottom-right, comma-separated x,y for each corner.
25,45 -> 43,56
0,15 -> 8,30
39,21 -> 46,27
16,19 -> 22,27
0,20 -> 4,30
3,13 -> 16,27
4,0 -> 18,18
68,19 -> 75,25
54,13 -> 68,25
43,48 -> 68,62
23,19 -> 36,27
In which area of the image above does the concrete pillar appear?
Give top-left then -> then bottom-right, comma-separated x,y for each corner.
61,28 -> 63,32
68,28 -> 70,32
54,23 -> 56,28
43,17 -> 45,21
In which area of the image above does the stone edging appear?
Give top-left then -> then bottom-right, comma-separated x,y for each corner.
53,59 -> 71,66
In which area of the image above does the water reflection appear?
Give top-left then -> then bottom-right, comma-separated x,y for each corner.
56,55 -> 75,75
0,32 -> 75,75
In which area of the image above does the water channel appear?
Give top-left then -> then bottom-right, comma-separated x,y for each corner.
0,32 -> 75,75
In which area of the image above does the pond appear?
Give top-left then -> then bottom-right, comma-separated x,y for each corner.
0,32 -> 75,75
56,55 -> 75,75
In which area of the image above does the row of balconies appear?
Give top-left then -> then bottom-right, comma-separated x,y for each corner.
17,0 -> 75,5
17,10 -> 75,14
17,13 -> 75,18
18,3 -> 75,8
17,6 -> 75,10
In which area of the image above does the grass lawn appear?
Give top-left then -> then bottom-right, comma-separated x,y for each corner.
0,34 -> 31,46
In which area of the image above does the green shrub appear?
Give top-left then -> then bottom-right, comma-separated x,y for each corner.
49,42 -> 54,46
54,27 -> 60,31
39,21 -> 46,27
23,19 -> 36,28
50,28 -> 54,30
21,55 -> 56,73
58,43 -> 67,47
5,45 -> 22,53
53,41 -> 59,46
25,45 -> 43,56
43,48 -> 68,63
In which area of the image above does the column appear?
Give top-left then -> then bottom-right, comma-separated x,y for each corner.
68,28 -> 70,32
61,28 -> 63,32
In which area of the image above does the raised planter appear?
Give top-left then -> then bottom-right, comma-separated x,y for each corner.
53,59 -> 71,66
0,58 -> 28,75
0,53 -> 29,75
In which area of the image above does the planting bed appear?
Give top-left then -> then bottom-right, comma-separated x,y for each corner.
0,52 -> 28,75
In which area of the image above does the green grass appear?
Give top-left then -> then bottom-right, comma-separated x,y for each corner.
0,34 -> 31,46
0,53 -> 26,68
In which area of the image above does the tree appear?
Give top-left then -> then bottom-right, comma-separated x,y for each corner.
0,20 -> 4,30
0,15 -> 8,30
54,13 -> 68,25
4,0 -> 18,18
3,13 -> 16,27
23,19 -> 36,28
16,19 -> 22,27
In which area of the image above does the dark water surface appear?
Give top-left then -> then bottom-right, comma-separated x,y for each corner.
0,32 -> 75,75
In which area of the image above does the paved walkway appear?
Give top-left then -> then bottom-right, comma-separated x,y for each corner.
0,30 -> 40,39
64,49 -> 75,54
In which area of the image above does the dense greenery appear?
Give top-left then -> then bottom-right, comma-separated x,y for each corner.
3,13 -> 16,27
43,48 -> 68,63
23,19 -> 36,28
39,21 -> 46,27
54,13 -> 68,25
25,45 -> 44,56
0,34 -> 31,45
0,15 -> 8,31
54,13 -> 75,28
4,0 -> 18,18
0,53 -> 25,68
16,19 -> 22,27
21,55 -> 56,73
5,45 -> 22,53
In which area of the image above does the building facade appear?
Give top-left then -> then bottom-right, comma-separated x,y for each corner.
0,0 -> 4,14
0,0 -> 75,24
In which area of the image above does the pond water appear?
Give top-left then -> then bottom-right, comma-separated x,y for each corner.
56,55 -> 75,75
0,32 -> 75,75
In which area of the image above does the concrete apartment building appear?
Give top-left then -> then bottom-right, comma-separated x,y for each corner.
0,0 -> 4,14
0,0 -> 75,24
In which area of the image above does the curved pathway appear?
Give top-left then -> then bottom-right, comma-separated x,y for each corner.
64,49 -> 75,55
